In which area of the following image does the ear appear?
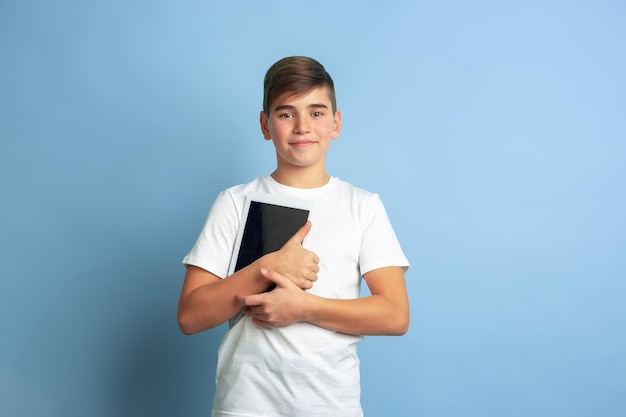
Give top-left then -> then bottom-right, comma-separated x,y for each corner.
331,110 -> 342,140
260,111 -> 272,140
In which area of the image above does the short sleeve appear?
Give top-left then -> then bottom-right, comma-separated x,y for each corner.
358,194 -> 410,277
182,190 -> 241,278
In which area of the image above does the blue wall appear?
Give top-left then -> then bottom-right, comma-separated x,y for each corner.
1,1 -> 624,416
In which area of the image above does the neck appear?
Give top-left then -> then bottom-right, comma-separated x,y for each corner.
271,167 -> 330,189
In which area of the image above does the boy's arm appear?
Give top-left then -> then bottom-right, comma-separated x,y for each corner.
177,264 -> 268,335
242,266 -> 409,336
177,222 -> 319,335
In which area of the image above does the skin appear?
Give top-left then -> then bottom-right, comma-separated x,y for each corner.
260,87 -> 340,189
177,86 -> 409,336
177,222 -> 319,334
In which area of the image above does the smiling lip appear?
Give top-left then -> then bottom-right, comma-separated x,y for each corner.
290,140 -> 315,147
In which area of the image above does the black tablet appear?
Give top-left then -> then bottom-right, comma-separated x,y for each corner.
227,192 -> 314,276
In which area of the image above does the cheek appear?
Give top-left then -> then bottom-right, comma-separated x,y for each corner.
271,122 -> 291,137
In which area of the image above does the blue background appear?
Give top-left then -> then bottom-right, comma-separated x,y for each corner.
1,1 -> 625,416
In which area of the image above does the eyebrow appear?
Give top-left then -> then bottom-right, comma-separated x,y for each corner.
273,103 -> 329,112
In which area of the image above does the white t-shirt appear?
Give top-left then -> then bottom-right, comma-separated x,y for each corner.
183,176 -> 409,417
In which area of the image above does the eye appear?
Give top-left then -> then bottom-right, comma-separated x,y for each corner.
278,113 -> 294,119
311,111 -> 324,117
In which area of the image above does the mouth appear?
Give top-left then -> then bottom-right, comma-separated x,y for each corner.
289,140 -> 316,148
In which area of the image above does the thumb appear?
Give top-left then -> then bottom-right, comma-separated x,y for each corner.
286,220 -> 312,245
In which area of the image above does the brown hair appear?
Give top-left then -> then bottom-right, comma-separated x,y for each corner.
262,56 -> 337,115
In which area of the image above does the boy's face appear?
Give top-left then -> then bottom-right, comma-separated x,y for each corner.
260,86 -> 341,174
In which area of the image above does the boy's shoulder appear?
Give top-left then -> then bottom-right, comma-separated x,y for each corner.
332,177 -> 379,200
223,176 -> 266,194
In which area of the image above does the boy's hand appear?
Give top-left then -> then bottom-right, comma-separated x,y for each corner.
270,221 -> 319,290
242,268 -> 309,328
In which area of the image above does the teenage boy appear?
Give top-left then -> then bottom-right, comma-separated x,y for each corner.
178,56 -> 410,417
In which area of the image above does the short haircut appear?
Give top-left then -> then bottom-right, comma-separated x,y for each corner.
263,56 -> 337,115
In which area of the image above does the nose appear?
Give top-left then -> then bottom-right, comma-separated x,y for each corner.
294,117 -> 311,134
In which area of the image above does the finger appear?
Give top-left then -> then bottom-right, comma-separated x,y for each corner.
285,221 -> 312,245
236,294 -> 248,305
251,318 -> 271,328
261,268 -> 294,289
242,293 -> 264,307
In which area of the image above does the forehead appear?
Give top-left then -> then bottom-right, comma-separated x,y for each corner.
270,86 -> 332,111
